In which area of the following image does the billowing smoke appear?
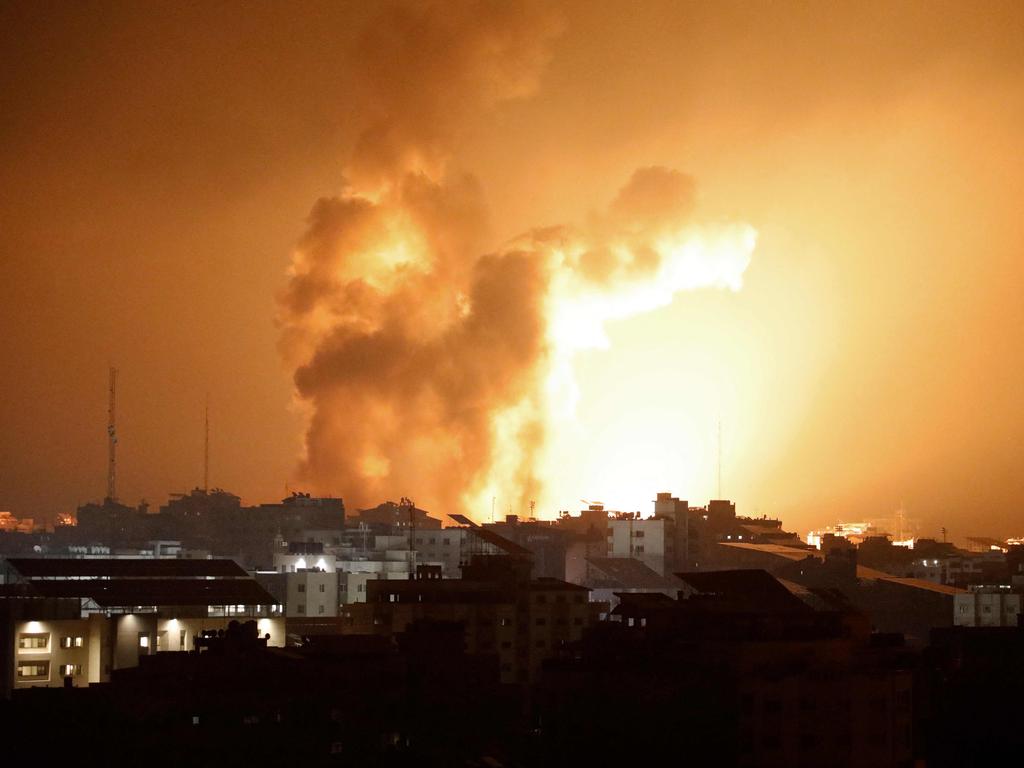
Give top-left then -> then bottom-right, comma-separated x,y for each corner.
278,2 -> 755,517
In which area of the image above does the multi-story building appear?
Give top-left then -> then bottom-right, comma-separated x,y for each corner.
1,557 -> 284,697
341,557 -> 591,684
954,585 -> 1022,627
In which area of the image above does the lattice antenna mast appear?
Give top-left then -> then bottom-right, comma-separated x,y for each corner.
107,367 -> 118,502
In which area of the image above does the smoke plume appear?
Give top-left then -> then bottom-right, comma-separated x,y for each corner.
278,2 -> 755,517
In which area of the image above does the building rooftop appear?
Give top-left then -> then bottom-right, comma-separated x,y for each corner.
585,557 -> 682,590
5,557 -> 248,579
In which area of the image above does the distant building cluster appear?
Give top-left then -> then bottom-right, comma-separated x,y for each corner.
4,486 -> 1024,763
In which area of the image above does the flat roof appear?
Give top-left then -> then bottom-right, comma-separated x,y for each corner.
6,557 -> 248,578
24,577 -> 275,607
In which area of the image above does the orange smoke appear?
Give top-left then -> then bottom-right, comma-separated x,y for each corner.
278,2 -> 755,517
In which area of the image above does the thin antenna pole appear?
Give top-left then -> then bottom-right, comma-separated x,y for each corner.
107,367 -> 118,502
717,418 -> 722,500
204,397 -> 210,493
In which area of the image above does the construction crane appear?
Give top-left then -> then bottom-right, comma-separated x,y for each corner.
106,367 -> 118,503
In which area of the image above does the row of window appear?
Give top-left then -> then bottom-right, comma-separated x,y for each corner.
294,604 -> 329,614
296,583 -> 328,593
17,633 -> 84,651
15,661 -> 82,681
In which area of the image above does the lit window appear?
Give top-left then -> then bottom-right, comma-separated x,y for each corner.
18,633 -> 49,651
17,661 -> 49,680
60,664 -> 82,677
59,636 -> 84,649
139,633 -> 150,648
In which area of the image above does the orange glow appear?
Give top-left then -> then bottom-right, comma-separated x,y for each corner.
1,3 -> 1023,539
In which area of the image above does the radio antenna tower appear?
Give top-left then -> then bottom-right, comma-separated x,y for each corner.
107,367 -> 118,502
717,418 -> 723,500
203,397 -> 210,493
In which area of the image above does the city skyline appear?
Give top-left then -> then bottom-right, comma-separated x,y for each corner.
2,1 -> 1023,538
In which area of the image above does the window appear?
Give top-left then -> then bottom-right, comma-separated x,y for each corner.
138,633 -> 150,649
17,661 -> 49,680
180,629 -> 187,650
297,603 -> 306,614
157,631 -> 166,651
59,636 -> 84,649
18,633 -> 48,651
318,584 -> 325,593
357,583 -> 365,592
298,584 -> 306,593
318,605 -> 325,615
500,618 -> 512,627
60,664 -> 82,677
633,530 -> 645,538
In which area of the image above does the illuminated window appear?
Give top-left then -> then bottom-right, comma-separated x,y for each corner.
17,661 -> 49,680
180,629 -> 187,650
18,633 -> 49,650
60,664 -> 82,677
138,633 -> 150,649
59,636 -> 84,649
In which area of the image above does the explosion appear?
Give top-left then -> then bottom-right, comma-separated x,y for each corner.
278,1 -> 755,518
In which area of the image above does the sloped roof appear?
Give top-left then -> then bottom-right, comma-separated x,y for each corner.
674,569 -> 812,613
717,542 -> 822,561
586,557 -> 681,589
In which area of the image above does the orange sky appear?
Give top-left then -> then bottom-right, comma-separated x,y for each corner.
2,1 -> 1022,540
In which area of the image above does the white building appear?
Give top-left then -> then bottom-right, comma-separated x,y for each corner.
954,585 -> 1022,627
607,516 -> 675,576
285,569 -> 339,618
3,557 -> 285,695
